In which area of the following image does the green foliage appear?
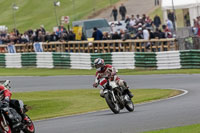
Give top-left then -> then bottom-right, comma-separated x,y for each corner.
0,0 -> 119,32
12,89 -> 181,120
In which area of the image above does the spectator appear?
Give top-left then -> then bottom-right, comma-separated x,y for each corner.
143,27 -> 150,48
142,14 -> 146,22
120,30 -> 131,41
168,11 -> 175,23
155,0 -> 159,6
162,25 -> 172,38
168,10 -> 176,30
197,16 -> 200,36
153,15 -> 161,28
12,28 -> 20,36
40,25 -> 46,35
148,29 -> 155,39
111,32 -> 121,40
193,19 -> 198,35
125,15 -> 130,23
135,14 -> 140,23
166,19 -> 174,33
67,30 -> 76,41
143,27 -> 149,40
34,31 -> 45,42
119,3 -> 127,20
45,31 -> 51,42
92,27 -> 103,40
133,27 -> 144,39
21,32 -> 29,43
102,32 -> 110,40
56,25 -> 66,38
184,12 -> 190,26
111,6 -> 118,21
129,15 -> 136,27
50,32 -> 59,41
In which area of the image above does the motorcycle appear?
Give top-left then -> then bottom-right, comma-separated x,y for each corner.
103,78 -> 134,114
0,80 -> 35,133
0,101 -> 35,133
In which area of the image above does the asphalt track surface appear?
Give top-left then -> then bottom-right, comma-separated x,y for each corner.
0,74 -> 200,133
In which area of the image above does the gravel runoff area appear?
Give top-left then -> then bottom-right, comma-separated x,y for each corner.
92,0 -> 156,21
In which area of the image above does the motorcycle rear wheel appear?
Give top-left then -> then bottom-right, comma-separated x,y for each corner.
104,93 -> 120,114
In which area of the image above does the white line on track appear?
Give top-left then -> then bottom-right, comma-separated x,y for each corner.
34,88 -> 188,122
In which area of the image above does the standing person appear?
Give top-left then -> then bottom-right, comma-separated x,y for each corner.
153,15 -> 161,28
197,16 -> 200,37
119,3 -> 127,20
92,27 -> 103,40
168,10 -> 176,30
111,6 -> 118,21
166,19 -> 174,34
136,14 -> 140,23
155,0 -> 159,6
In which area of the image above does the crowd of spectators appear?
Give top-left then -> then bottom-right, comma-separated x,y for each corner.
1,11 -> 200,45
93,13 -> 174,41
0,25 -> 76,45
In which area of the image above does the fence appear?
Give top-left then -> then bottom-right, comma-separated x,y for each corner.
0,38 -> 177,53
0,50 -> 199,69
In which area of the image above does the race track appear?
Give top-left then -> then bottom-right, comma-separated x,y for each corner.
0,74 -> 200,133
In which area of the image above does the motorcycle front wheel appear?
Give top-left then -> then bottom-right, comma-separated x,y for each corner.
104,93 -> 120,114
125,98 -> 134,112
22,115 -> 35,133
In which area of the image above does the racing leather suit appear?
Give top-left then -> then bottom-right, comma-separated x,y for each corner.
0,85 -> 26,127
93,64 -> 132,97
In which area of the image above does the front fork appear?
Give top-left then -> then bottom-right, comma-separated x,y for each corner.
0,113 -> 10,132
104,89 -> 117,103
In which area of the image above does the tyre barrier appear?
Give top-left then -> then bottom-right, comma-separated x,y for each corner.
0,50 -> 199,69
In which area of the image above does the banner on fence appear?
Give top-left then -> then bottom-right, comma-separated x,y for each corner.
33,42 -> 43,52
73,26 -> 82,40
7,44 -> 16,53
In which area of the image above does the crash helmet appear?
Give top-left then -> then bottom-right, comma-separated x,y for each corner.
94,58 -> 105,71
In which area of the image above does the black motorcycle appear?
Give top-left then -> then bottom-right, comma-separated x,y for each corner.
0,101 -> 35,133
103,79 -> 134,114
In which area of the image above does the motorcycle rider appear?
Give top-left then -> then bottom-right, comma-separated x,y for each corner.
93,58 -> 133,98
0,80 -> 31,128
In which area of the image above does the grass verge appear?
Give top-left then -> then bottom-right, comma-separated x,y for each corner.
0,68 -> 200,76
143,123 -> 200,133
0,0 -> 119,32
12,89 -> 182,120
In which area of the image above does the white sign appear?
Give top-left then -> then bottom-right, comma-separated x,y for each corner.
7,44 -> 16,53
64,16 -> 70,24
33,42 -> 43,52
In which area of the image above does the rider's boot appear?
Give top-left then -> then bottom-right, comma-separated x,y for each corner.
124,88 -> 134,98
19,107 -> 32,125
123,81 -> 134,98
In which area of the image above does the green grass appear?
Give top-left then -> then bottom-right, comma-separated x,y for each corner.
143,123 -> 200,133
12,89 -> 182,120
0,68 -> 200,76
0,0 -> 119,32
